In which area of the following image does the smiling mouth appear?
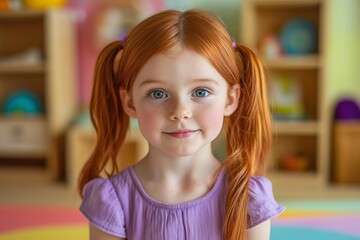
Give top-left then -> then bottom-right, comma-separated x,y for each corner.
164,130 -> 198,138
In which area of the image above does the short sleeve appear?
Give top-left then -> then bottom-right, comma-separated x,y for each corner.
247,176 -> 285,229
80,178 -> 126,238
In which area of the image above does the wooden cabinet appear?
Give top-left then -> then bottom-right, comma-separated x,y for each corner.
333,122 -> 360,184
66,126 -> 148,191
0,10 -> 77,180
242,0 -> 329,188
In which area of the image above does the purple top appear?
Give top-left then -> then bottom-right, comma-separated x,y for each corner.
80,167 -> 285,239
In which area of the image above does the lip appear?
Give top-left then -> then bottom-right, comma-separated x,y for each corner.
164,129 -> 198,139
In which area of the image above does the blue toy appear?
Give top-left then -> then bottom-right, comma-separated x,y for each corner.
2,90 -> 42,116
280,18 -> 317,55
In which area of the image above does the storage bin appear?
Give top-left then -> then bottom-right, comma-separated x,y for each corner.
0,117 -> 48,156
333,122 -> 360,184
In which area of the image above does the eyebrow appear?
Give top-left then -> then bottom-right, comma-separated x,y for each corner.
139,78 -> 219,88
193,78 -> 219,86
139,79 -> 163,87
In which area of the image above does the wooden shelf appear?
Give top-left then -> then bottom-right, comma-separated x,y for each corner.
243,0 -> 329,193
266,171 -> 344,199
0,151 -> 47,159
268,170 -> 318,180
250,0 -> 321,7
273,121 -> 319,135
0,10 -> 44,19
267,170 -> 323,188
0,63 -> 46,74
0,9 -> 77,180
263,55 -> 321,69
0,114 -> 46,121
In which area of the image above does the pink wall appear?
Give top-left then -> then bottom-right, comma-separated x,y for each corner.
68,0 -> 165,105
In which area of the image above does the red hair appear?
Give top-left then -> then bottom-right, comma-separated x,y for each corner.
79,9 -> 271,240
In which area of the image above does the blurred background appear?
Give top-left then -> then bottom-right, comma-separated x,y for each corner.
0,0 -> 359,239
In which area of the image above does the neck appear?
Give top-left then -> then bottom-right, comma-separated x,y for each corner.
133,143 -> 222,204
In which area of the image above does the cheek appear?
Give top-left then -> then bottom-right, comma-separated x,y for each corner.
136,107 -> 163,135
197,104 -> 225,133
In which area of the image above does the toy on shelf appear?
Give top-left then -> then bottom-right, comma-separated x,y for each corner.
94,8 -> 137,49
279,153 -> 310,171
23,0 -> 67,10
2,90 -> 43,117
280,17 -> 317,55
334,98 -> 360,121
269,74 -> 305,121
0,0 -> 22,11
0,48 -> 42,67
259,34 -> 282,59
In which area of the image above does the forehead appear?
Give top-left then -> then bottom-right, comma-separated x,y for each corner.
133,46 -> 226,86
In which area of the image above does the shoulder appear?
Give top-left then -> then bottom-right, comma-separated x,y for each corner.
247,176 -> 285,229
81,167 -> 133,202
248,175 -> 273,197
79,167 -> 133,238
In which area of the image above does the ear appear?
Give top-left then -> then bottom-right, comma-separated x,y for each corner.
119,89 -> 137,118
224,84 -> 240,116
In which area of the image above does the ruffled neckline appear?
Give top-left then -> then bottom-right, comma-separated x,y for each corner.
127,166 -> 226,209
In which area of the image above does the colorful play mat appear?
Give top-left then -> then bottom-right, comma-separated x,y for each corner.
271,200 -> 360,240
0,205 -> 88,240
0,200 -> 359,239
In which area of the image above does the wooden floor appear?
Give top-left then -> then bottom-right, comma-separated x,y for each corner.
0,166 -> 81,206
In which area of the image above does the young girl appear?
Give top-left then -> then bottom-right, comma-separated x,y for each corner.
79,9 -> 285,240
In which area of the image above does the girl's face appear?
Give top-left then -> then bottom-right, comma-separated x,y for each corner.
120,46 -> 239,157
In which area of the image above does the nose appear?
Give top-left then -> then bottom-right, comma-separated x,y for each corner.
169,98 -> 192,121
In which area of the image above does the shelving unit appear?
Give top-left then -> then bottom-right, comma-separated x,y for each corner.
0,9 -> 77,180
242,0 -> 329,189
66,126 -> 148,191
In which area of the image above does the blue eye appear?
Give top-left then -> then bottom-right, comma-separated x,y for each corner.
150,90 -> 167,99
193,89 -> 209,97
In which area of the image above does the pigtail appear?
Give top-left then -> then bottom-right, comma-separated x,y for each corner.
79,41 -> 129,197
235,44 -> 272,174
223,44 -> 271,240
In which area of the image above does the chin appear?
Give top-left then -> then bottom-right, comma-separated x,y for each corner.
165,145 -> 208,158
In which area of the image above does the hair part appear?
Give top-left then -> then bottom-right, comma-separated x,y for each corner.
78,9 -> 271,240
